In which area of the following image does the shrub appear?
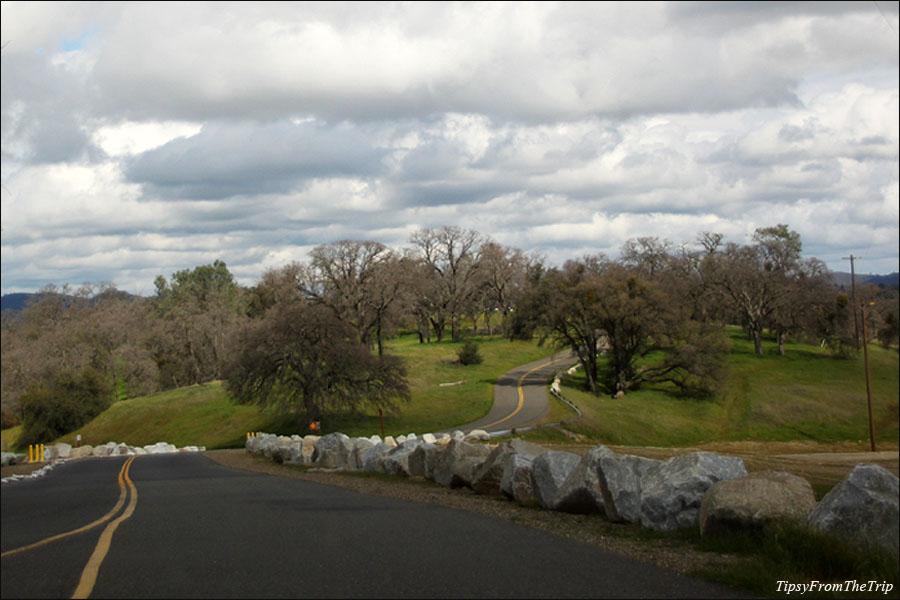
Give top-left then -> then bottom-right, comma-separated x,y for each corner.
457,340 -> 483,365
19,367 -> 112,446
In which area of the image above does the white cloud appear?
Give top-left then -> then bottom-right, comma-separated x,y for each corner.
1,2 -> 897,294
92,121 -> 203,157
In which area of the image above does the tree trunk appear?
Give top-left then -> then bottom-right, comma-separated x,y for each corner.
751,328 -> 763,355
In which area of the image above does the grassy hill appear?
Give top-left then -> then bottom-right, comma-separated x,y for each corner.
550,328 -> 899,448
2,330 -> 897,452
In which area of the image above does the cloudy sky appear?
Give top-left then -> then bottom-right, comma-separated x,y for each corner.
2,1 -> 898,296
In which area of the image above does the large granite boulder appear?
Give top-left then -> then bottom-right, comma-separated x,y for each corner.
472,439 -> 547,496
70,445 -> 94,459
45,443 -> 73,461
93,442 -> 116,457
408,442 -> 439,478
553,446 -> 618,514
431,439 -> 491,488
246,433 -> 277,455
312,433 -> 354,469
1,452 -> 27,467
640,451 -> 747,531
144,442 -> 177,455
699,471 -> 816,536
270,441 -> 297,464
349,439 -> 375,469
500,453 -> 539,505
593,447 -> 659,523
808,463 -> 899,557
381,439 -> 425,476
531,451 -> 581,508
361,442 -> 393,472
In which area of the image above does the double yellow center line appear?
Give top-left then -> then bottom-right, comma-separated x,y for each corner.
2,455 -> 140,599
480,354 -> 575,430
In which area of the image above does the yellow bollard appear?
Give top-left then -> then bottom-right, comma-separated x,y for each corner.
40,444 -> 45,462
28,445 -> 33,463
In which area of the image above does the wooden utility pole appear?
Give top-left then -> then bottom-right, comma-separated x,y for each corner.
860,302 -> 877,452
843,255 -> 861,350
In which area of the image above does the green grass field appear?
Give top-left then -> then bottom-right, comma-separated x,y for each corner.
2,328 -> 897,452
553,328 -> 899,447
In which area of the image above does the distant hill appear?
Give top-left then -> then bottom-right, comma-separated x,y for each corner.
829,272 -> 899,289
863,272 -> 899,288
0,293 -> 37,313
1,290 -> 141,315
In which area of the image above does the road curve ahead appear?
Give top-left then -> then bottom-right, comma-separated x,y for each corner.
1,453 -> 749,599
457,350 -> 576,434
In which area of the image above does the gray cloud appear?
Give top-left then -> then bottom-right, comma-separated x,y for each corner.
124,120 -> 386,200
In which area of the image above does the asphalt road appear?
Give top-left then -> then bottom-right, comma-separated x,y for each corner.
456,350 -> 577,434
1,453 -> 748,599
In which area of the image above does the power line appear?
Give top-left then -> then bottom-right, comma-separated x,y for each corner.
872,1 -> 898,36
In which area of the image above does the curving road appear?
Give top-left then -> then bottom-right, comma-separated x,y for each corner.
1,453 -> 747,599
455,350 -> 577,434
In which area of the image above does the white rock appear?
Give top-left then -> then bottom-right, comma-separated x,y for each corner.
71,445 -> 94,459
463,429 -> 491,442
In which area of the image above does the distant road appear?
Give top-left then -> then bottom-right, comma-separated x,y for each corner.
454,350 -> 577,434
1,453 -> 747,598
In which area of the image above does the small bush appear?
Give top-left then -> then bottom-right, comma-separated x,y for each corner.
457,340 -> 483,365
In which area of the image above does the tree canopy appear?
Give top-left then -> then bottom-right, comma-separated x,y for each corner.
225,303 -> 409,423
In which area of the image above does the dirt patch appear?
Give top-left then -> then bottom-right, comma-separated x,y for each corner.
0,462 -> 46,478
